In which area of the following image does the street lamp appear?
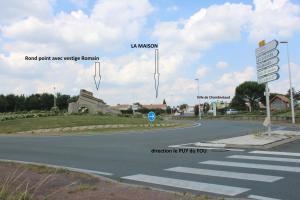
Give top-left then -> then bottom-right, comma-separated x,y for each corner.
280,41 -> 295,124
195,78 -> 201,120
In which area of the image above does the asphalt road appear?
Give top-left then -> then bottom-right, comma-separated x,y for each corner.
0,120 -> 299,200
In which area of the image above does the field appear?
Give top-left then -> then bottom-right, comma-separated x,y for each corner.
0,114 -> 161,134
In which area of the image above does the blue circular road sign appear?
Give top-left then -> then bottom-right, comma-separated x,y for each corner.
148,111 -> 156,122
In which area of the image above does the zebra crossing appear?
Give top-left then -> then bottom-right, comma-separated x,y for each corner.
122,150 -> 300,199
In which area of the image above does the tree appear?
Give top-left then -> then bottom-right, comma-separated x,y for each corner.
163,99 -> 166,105
40,93 -> 54,110
166,106 -> 172,114
203,102 -> 210,113
56,94 -> 70,110
194,105 -> 199,116
0,95 -> 8,112
5,94 -> 17,112
286,88 -> 296,97
230,81 -> 265,111
68,95 -> 79,103
179,104 -> 188,110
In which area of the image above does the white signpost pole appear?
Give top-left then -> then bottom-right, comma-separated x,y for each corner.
256,39 -> 280,136
265,83 -> 271,136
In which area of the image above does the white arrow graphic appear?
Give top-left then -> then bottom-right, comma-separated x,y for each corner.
94,62 -> 101,90
154,49 -> 160,98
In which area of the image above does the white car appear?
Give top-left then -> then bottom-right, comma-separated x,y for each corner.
226,109 -> 239,115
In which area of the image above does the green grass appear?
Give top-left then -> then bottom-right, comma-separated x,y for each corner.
0,114 -> 160,134
275,110 -> 300,117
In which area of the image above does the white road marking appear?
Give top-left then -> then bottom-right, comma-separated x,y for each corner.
200,160 -> 300,172
250,150 -> 300,157
122,174 -> 250,196
248,194 -> 281,200
168,144 -> 244,152
165,167 -> 282,182
228,155 -> 300,163
0,159 -> 113,176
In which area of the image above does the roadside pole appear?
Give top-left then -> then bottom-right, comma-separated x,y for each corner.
280,41 -> 295,124
195,78 -> 201,120
265,83 -> 271,136
256,39 -> 281,137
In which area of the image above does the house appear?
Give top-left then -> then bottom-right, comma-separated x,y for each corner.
142,104 -> 167,110
296,99 -> 300,110
183,105 -> 195,116
270,95 -> 290,111
111,104 -> 132,111
68,89 -> 120,114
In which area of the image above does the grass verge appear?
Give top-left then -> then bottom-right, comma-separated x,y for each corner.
0,115 -> 163,134
0,161 -> 220,200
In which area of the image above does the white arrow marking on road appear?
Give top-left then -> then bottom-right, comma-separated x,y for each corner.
165,167 -> 282,182
122,174 -> 250,196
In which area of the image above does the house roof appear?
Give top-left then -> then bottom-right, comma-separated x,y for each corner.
111,104 -> 131,110
142,104 -> 167,110
271,95 -> 290,104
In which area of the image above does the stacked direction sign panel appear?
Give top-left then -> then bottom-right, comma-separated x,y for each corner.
256,40 -> 280,84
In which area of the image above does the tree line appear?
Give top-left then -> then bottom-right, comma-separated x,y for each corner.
230,81 -> 300,111
0,93 -> 78,112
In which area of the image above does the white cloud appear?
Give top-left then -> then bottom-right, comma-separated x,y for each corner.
2,0 -> 153,53
249,0 -> 300,41
196,66 -> 210,78
1,0 -> 300,106
269,62 -> 300,94
216,66 -> 256,86
216,61 -> 229,69
0,0 -> 53,24
154,3 -> 252,52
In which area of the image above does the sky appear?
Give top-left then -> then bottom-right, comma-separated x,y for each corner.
0,0 -> 300,106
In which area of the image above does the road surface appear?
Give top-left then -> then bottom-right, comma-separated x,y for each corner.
0,120 -> 299,200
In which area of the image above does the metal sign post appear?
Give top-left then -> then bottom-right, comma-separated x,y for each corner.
265,83 -> 271,136
256,39 -> 280,136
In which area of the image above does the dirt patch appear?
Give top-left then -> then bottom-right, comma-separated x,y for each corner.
0,162 -> 219,200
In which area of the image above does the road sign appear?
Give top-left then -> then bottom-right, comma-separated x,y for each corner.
257,57 -> 279,70
258,73 -> 280,84
257,65 -> 279,77
148,111 -> 156,122
255,40 -> 278,57
256,49 -> 279,64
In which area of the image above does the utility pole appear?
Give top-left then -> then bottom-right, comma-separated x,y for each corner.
280,41 -> 295,124
195,78 -> 201,120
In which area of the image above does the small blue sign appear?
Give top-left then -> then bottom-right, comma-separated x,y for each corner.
148,111 -> 156,122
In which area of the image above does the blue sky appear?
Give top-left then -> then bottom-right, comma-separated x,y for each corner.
0,0 -> 300,106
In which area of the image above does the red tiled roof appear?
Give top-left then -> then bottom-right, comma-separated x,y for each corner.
142,104 -> 167,110
271,95 -> 290,104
